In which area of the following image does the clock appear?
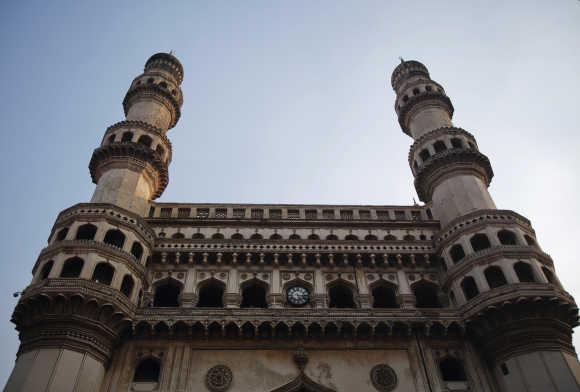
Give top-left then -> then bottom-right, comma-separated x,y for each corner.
287,285 -> 310,306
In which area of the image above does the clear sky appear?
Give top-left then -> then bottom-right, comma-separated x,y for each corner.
1,1 -> 579,385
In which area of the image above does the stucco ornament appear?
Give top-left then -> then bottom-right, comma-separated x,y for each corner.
205,365 -> 233,391
370,364 -> 397,392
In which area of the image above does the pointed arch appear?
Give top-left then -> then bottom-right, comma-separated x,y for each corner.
327,279 -> 357,308
153,277 -> 183,307
270,373 -> 336,392
240,278 -> 269,308
196,277 -> 225,307
370,279 -> 398,308
411,279 -> 442,308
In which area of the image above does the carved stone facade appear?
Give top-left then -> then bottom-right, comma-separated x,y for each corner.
4,55 -> 580,392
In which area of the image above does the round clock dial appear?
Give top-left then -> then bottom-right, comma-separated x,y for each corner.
287,285 -> 310,306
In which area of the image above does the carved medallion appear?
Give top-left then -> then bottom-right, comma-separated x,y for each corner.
206,365 -> 233,391
370,364 -> 397,392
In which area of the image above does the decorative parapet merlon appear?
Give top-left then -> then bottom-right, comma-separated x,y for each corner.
89,142 -> 169,198
413,149 -> 493,202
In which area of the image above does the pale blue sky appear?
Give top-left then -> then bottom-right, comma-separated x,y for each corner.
1,1 -> 579,385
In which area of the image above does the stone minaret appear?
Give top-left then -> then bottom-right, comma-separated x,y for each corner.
90,52 -> 184,215
5,53 -> 183,391
392,60 -> 580,391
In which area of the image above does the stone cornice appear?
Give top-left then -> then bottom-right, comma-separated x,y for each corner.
89,142 -> 168,198
413,149 -> 493,202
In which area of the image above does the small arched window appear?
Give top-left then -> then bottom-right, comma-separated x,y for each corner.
231,233 -> 244,240
514,262 -> 536,283
197,279 -> 225,308
171,232 -> 185,239
192,232 -> 205,240
60,257 -> 84,278
133,357 -> 161,383
484,266 -> 507,288
269,233 -> 282,240
131,242 -> 144,261
107,134 -> 116,144
412,87 -> 420,95
461,276 -> 479,300
542,267 -> 556,284
121,131 -> 133,142
450,138 -> 463,149
403,234 -> 416,241
449,244 -> 466,264
439,357 -> 467,381
55,227 -> 69,241
326,234 -> 338,241
104,229 -> 126,248
241,280 -> 268,308
384,234 -> 397,241
289,233 -> 301,240
433,140 -> 447,153
308,233 -> 320,240
344,234 -> 358,241
372,282 -> 398,308
92,263 -> 115,286
159,81 -> 168,89
137,135 -> 153,148
419,149 -> 431,162
250,233 -> 263,240
497,230 -> 517,245
153,280 -> 181,307
328,283 -> 356,308
364,234 -> 378,241
211,233 -> 225,240
470,233 -> 491,252
524,235 -> 536,246
40,260 -> 54,280
121,275 -> 135,297
413,281 -> 441,308
76,223 -> 97,240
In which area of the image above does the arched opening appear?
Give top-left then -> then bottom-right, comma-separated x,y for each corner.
107,134 -> 116,144
241,280 -> 268,308
419,149 -> 431,162
121,275 -> 134,297
133,357 -> 161,383
60,257 -> 84,278
103,229 -> 126,248
137,135 -> 153,148
250,233 -> 263,240
153,279 -> 182,307
364,234 -> 378,241
231,233 -> 244,240
192,232 -> 205,239
289,233 -> 301,240
384,234 -> 397,241
470,233 -> 491,252
413,281 -> 441,308
269,233 -> 282,240
211,233 -> 225,240
449,244 -> 466,264
131,242 -> 144,261
433,140 -> 447,153
344,234 -> 358,241
371,282 -> 398,308
542,267 -> 556,284
92,263 -> 115,285
326,234 -> 338,240
40,260 -> 54,280
197,279 -> 225,307
498,230 -> 517,245
524,235 -> 536,246
308,233 -> 320,240
514,262 -> 536,283
439,357 -> 467,381
155,145 -> 165,156
403,234 -> 416,241
484,266 -> 507,288
121,131 -> 133,142
328,282 -> 356,308
171,232 -> 185,239
55,227 -> 69,241
461,276 -> 479,300
450,138 -> 463,149
76,223 -> 97,240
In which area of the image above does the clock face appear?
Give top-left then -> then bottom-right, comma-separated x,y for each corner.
287,286 -> 310,306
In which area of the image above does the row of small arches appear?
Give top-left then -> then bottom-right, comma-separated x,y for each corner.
106,132 -> 166,156
132,355 -> 466,384
447,229 -> 535,265
414,137 -> 477,170
38,257 -> 137,299
161,231 -> 429,242
54,224 -> 145,261
398,84 -> 444,108
457,262 -> 556,302
151,277 -> 443,309
134,77 -> 179,97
